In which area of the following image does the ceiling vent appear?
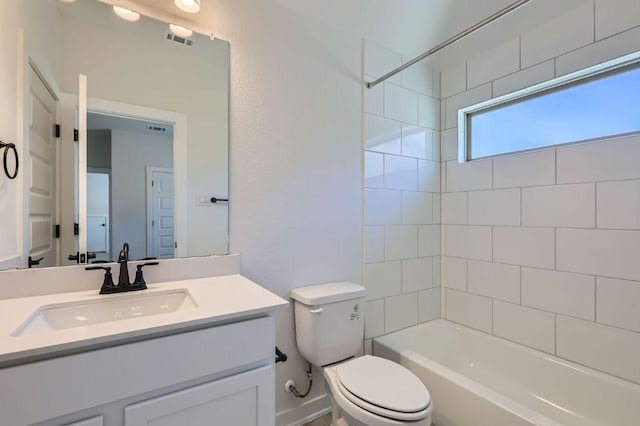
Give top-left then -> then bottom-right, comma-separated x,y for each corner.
165,31 -> 194,47
147,125 -> 168,133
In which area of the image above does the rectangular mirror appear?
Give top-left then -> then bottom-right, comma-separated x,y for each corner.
7,0 -> 229,270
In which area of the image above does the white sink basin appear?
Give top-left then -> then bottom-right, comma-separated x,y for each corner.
12,290 -> 197,336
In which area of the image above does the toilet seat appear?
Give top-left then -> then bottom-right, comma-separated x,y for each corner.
334,356 -> 431,422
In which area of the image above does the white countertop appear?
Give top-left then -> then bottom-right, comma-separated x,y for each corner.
0,274 -> 288,367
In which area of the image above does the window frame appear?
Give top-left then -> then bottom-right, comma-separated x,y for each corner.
457,50 -> 640,163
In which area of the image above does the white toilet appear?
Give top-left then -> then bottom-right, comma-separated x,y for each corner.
291,282 -> 432,426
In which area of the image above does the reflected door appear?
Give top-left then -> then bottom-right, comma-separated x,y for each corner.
26,66 -> 58,268
147,168 -> 174,259
87,172 -> 110,261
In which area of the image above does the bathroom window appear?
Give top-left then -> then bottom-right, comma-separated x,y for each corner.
458,52 -> 640,162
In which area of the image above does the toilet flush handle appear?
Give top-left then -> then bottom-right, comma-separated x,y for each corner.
309,307 -> 323,314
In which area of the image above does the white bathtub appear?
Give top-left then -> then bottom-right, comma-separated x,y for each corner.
373,319 -> 640,426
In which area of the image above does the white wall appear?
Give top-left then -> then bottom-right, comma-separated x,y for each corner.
363,40 -> 441,353
88,129 -> 111,170
440,0 -> 640,385
0,0 -> 60,266
0,0 -> 20,264
111,129 -> 172,262
200,2 -> 365,422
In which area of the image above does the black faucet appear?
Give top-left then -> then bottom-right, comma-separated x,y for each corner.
117,242 -> 131,289
86,243 -> 159,294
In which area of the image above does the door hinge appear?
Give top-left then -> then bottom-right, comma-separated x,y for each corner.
74,223 -> 79,236
152,180 -> 155,187
175,242 -> 177,249
152,220 -> 155,227
54,224 -> 60,238
74,129 -> 79,142
55,124 -> 61,138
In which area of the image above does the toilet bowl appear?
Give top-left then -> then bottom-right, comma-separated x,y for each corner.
290,282 -> 433,426
323,355 -> 432,426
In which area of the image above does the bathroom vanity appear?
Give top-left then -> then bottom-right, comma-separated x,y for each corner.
0,262 -> 287,426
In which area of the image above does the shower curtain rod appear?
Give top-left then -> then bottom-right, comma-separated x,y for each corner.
366,0 -> 531,89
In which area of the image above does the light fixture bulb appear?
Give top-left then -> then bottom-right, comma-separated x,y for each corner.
169,24 -> 193,38
58,0 -> 77,3
113,6 -> 140,22
174,0 -> 200,14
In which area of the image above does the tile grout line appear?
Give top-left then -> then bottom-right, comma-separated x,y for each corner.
518,35 -> 522,71
592,0 -> 596,43
465,258 -> 469,292
519,266 -> 523,305
594,276 -> 598,324
520,188 -> 523,227
553,227 -> 557,271
554,313 -> 558,356
594,182 -> 598,228
554,148 -> 558,185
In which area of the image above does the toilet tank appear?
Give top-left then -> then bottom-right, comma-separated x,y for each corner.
290,282 -> 366,367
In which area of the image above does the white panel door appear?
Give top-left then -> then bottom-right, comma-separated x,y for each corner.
87,215 -> 107,253
26,66 -> 58,268
146,168 -> 174,259
125,366 -> 274,426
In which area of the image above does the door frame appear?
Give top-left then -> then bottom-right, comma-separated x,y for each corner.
145,167 -> 174,258
83,98 -> 187,258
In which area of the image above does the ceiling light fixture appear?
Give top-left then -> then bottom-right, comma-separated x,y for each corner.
169,24 -> 193,38
113,6 -> 140,22
174,0 -> 200,14
58,0 -> 77,3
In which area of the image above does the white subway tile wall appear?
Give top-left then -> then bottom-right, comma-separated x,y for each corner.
418,287 -> 441,322
594,0 -> 640,40
468,260 -> 520,303
520,2 -> 594,68
493,59 -> 555,97
522,184 -> 595,228
445,289 -> 493,333
467,38 -> 520,89
385,292 -> 419,333
493,300 -> 556,353
364,5 -> 640,385
441,192 -> 467,225
492,150 -> 555,189
364,40 -> 440,337
438,7 -> 640,385
442,256 -> 467,291
468,189 -> 520,226
402,257 -> 434,292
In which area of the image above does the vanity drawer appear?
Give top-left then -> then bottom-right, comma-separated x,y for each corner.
0,316 -> 274,426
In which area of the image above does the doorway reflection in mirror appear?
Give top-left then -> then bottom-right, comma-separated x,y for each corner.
87,113 -> 174,262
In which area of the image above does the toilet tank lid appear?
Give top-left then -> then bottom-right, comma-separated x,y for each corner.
290,282 -> 366,305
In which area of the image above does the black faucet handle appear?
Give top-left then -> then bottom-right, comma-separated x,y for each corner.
131,262 -> 159,290
86,266 -> 117,294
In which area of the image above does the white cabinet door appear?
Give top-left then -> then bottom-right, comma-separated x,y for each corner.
125,365 -> 274,426
64,417 -> 103,426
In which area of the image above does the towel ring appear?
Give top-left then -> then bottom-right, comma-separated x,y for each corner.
0,141 -> 19,180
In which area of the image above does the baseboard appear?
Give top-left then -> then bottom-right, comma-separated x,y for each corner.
276,393 -> 331,426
